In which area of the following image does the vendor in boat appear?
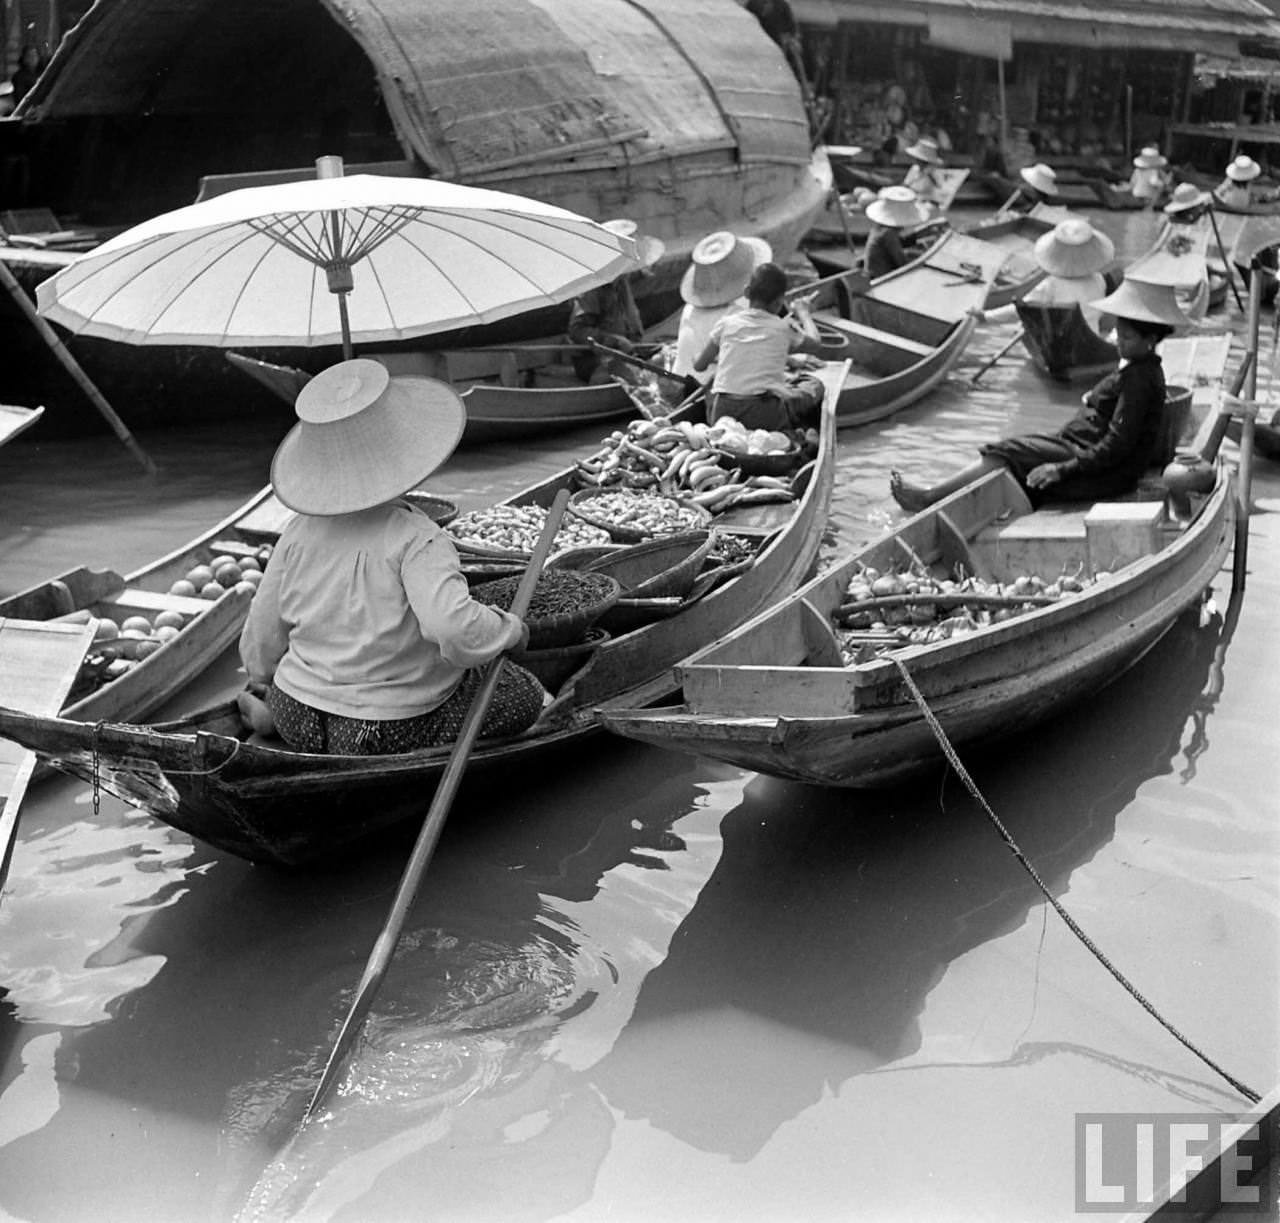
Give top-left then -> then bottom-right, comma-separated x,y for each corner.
861,185 -> 931,280
1021,217 -> 1115,338
1160,183 -> 1215,320
890,277 -> 1188,511
901,137 -> 946,210
1129,146 -> 1172,206
997,163 -> 1057,217
568,219 -> 665,383
694,261 -> 828,430
1214,157 -> 1280,304
673,230 -> 772,380
238,359 -> 545,755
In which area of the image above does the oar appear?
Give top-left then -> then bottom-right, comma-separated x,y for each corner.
970,329 -> 1026,384
302,488 -> 571,1122
1207,205 -> 1245,312
589,340 -> 698,396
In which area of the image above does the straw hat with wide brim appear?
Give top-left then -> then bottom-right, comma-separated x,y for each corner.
1019,163 -> 1058,196
1164,182 -> 1211,214
904,137 -> 942,165
1225,155 -> 1262,183
603,218 -> 666,269
1133,146 -> 1168,170
271,359 -> 466,516
1034,218 -> 1115,278
865,185 -> 930,229
1090,278 -> 1190,330
679,231 -> 773,307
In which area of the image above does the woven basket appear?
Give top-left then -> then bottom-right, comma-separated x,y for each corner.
568,488 -> 712,543
471,569 -> 622,649
583,530 -> 715,600
598,596 -> 686,636
402,491 -> 459,527
510,627 -> 609,691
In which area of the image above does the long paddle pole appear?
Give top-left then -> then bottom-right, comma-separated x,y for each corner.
1233,268 -> 1260,594
303,488 -> 571,1122
1207,206 -> 1245,312
0,259 -> 156,474
970,328 -> 1025,384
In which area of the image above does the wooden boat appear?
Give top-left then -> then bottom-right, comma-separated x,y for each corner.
3,0 -> 829,430
0,486 -> 291,729
1227,409 -> 1280,460
1014,301 -> 1118,383
962,209 -> 1063,309
0,373 -> 843,866
0,404 -> 42,446
600,462 -> 1234,786
808,230 -> 1005,427
226,348 -> 635,445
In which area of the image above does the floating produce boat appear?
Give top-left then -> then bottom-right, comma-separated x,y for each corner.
810,230 -> 1004,426
963,208 -> 1066,309
0,488 -> 292,731
3,0 -> 829,429
0,371 -> 844,865
1014,302 -> 1118,384
600,462 -> 1233,786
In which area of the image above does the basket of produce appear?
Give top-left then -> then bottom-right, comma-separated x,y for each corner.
547,543 -> 627,572
471,569 -> 622,649
509,627 -> 609,691
583,530 -> 715,600
448,503 -> 612,559
710,419 -> 803,477
402,491 -> 459,527
568,487 -> 711,543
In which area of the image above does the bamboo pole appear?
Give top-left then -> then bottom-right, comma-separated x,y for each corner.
1233,267 -> 1260,593
1207,206 -> 1244,312
0,259 -> 156,473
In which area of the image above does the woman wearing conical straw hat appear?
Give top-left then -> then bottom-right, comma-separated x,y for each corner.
891,277 -> 1188,511
1021,217 -> 1115,338
902,136 -> 946,209
672,230 -> 772,379
238,359 -> 545,754
862,185 -> 930,280
1211,157 -> 1280,305
1129,146 -> 1172,206
1157,183 -> 1216,320
996,162 -> 1058,217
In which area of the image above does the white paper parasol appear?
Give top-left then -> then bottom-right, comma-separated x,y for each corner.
36,169 -> 641,356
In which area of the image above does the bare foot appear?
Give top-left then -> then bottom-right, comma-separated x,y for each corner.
889,470 -> 931,513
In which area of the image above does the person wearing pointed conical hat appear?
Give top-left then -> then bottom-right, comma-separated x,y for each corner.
902,136 -> 946,208
1213,155 -> 1267,212
1154,183 -> 1218,320
891,277 -> 1188,511
1209,158 -> 1280,304
1022,217 -> 1116,337
998,163 -> 1058,217
238,358 -> 545,754
862,185 -> 931,280
672,230 -> 773,379
568,218 -> 666,383
1129,146 -> 1172,205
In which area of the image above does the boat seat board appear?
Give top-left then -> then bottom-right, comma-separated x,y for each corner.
233,496 -> 293,540
110,588 -> 214,617
819,316 -> 934,358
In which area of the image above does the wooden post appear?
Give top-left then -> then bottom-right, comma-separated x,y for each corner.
0,259 -> 156,473
1233,269 -> 1261,593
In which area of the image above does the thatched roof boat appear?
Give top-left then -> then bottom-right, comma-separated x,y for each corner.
3,0 -> 829,427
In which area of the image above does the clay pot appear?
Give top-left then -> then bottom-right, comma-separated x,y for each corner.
1162,450 -> 1215,514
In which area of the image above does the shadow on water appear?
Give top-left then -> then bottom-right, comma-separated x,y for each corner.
589,599 -> 1235,1162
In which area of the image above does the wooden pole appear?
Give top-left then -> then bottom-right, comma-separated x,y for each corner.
302,489 -> 571,1123
1207,206 -> 1245,311
0,259 -> 156,473
1232,267 -> 1260,593
970,328 -> 1025,384
996,56 -> 1009,161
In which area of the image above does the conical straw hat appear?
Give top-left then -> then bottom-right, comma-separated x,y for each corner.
1133,145 -> 1168,169
1033,218 -> 1115,278
603,218 -> 666,268
679,231 -> 773,307
1225,155 -> 1262,183
864,185 -> 930,229
1090,277 -> 1190,329
1019,163 -> 1058,196
271,359 -> 465,516
1164,182 -> 1211,214
904,137 -> 942,165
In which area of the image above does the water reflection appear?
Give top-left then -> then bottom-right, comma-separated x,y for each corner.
589,604 -> 1236,1161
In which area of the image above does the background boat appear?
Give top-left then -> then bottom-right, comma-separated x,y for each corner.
0,0 -> 829,431
1014,301 -> 1118,383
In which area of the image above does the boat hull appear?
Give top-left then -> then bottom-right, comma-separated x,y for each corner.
1015,301 -> 1118,384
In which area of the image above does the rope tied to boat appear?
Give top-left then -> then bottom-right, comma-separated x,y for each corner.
890,655 -> 1262,1105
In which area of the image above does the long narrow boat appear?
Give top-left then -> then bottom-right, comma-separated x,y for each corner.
1014,301 -> 1118,383
963,209 -> 1064,309
0,372 -> 842,866
226,348 -> 635,445
811,230 -> 1005,427
601,462 -> 1233,786
0,487 -> 291,728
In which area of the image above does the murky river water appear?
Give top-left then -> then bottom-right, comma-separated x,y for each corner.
0,210 -> 1277,1222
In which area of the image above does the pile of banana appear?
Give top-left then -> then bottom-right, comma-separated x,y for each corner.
574,416 -> 796,513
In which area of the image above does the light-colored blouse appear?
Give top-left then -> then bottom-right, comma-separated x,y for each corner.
240,501 -> 523,721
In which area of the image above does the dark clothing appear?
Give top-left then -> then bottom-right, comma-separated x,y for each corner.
709,374 -> 824,430
863,225 -> 908,281
568,278 -> 644,381
981,351 -> 1167,504
745,0 -> 798,42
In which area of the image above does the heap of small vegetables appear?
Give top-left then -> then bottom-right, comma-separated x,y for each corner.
571,488 -> 707,537
448,504 -> 611,554
832,562 -> 1100,664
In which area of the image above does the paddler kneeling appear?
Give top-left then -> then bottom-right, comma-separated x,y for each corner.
238,359 -> 545,754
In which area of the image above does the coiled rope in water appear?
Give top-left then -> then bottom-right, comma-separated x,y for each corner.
891,656 -> 1261,1105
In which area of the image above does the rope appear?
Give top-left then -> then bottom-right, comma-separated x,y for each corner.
890,656 -> 1262,1105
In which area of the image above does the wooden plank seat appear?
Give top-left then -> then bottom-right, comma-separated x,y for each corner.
111,588 -> 214,618
819,316 -> 935,358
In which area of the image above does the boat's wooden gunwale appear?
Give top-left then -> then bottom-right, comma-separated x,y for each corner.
1015,300 -> 1119,385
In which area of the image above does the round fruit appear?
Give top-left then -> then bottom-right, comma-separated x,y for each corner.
134,639 -> 163,659
93,618 -> 120,642
120,627 -> 148,640
169,579 -> 197,597
211,555 -> 237,571
186,564 -> 214,588
121,615 -> 152,634
238,569 -> 264,587
238,556 -> 262,573
153,624 -> 181,642
200,581 -> 226,600
214,563 -> 242,587
154,610 -> 184,630
233,580 -> 258,597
